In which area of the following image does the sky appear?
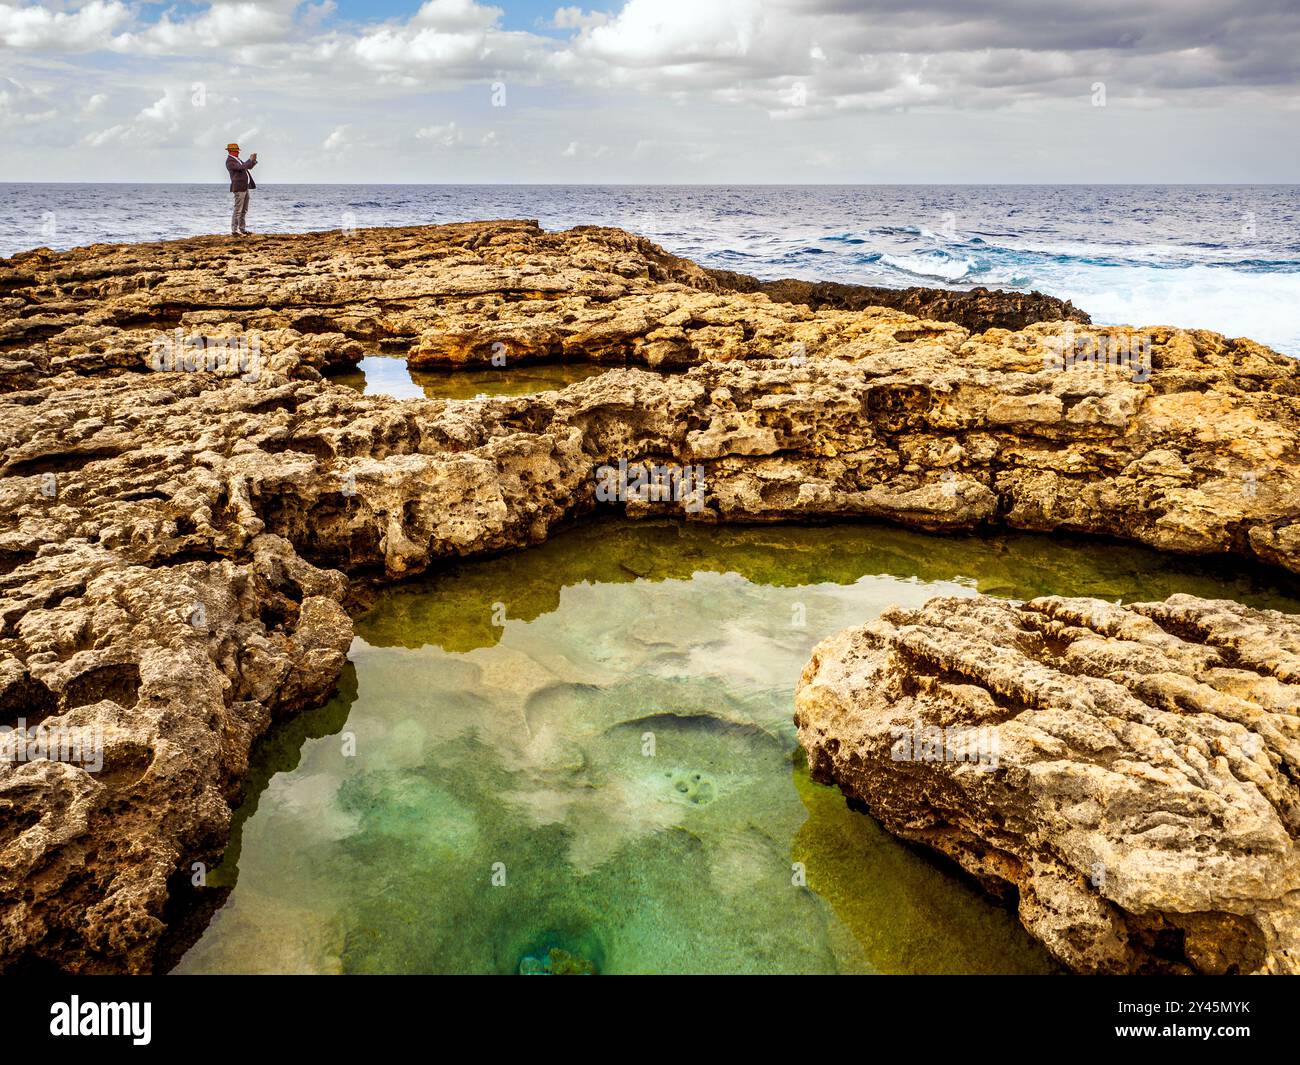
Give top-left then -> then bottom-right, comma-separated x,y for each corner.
1,0 -> 1297,183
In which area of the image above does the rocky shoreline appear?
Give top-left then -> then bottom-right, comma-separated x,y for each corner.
1,220 -> 1298,973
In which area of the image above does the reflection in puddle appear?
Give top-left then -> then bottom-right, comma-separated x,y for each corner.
175,519 -> 1300,974
332,356 -> 610,401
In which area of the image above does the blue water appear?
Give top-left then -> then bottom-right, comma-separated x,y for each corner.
2,183 -> 1298,354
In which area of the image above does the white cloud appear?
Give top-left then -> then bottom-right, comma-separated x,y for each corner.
2,0 -> 1298,181
323,124 -> 350,151
552,7 -> 610,31
82,88 -> 234,147
416,120 -> 463,147
0,76 -> 57,127
412,0 -> 502,32
353,27 -> 488,70
561,139 -> 608,159
576,0 -> 770,71
3,0 -> 1293,107
0,0 -> 130,49
300,2 -> 336,31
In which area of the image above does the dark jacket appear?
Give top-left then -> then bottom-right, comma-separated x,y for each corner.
226,154 -> 257,192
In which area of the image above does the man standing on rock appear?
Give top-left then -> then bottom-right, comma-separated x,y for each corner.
225,143 -> 257,236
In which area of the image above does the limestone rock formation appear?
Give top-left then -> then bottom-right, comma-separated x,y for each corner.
0,536 -> 351,973
0,220 -> 1085,384
0,219 -> 1298,973
703,269 -> 1090,333
795,593 -> 1300,974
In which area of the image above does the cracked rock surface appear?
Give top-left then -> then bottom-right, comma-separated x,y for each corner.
795,593 -> 1300,973
1,219 -> 1298,972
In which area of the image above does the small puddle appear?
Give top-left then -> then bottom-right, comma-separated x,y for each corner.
173,518 -> 1300,974
332,356 -> 610,401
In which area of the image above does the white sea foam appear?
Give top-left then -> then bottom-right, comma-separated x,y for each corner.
1058,264 -> 1300,355
880,253 -> 976,281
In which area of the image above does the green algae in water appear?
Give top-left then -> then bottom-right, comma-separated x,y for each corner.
174,518 -> 1300,975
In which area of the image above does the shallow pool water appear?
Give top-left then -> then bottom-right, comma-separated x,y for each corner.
174,518 -> 1300,975
332,356 -> 610,401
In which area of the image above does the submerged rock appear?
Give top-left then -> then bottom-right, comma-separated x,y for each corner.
519,947 -> 597,975
0,220 -> 1297,973
795,593 -> 1300,974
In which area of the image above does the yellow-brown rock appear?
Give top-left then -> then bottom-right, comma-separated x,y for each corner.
795,594 -> 1300,974
1,220 -> 1297,972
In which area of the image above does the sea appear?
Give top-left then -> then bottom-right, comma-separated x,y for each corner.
2,183 -> 1297,355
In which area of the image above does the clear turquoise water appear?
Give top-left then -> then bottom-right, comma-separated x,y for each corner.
174,518 -> 1300,975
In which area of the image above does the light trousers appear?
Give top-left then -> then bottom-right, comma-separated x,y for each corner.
231,191 -> 250,234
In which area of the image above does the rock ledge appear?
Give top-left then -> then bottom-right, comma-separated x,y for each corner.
795,593 -> 1300,974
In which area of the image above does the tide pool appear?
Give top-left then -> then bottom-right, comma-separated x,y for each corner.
173,518 -> 1300,974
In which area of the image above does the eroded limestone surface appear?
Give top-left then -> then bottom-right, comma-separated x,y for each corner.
795,594 -> 1300,973
1,220 -> 1297,972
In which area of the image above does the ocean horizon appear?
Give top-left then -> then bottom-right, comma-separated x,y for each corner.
5,182 -> 1298,355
